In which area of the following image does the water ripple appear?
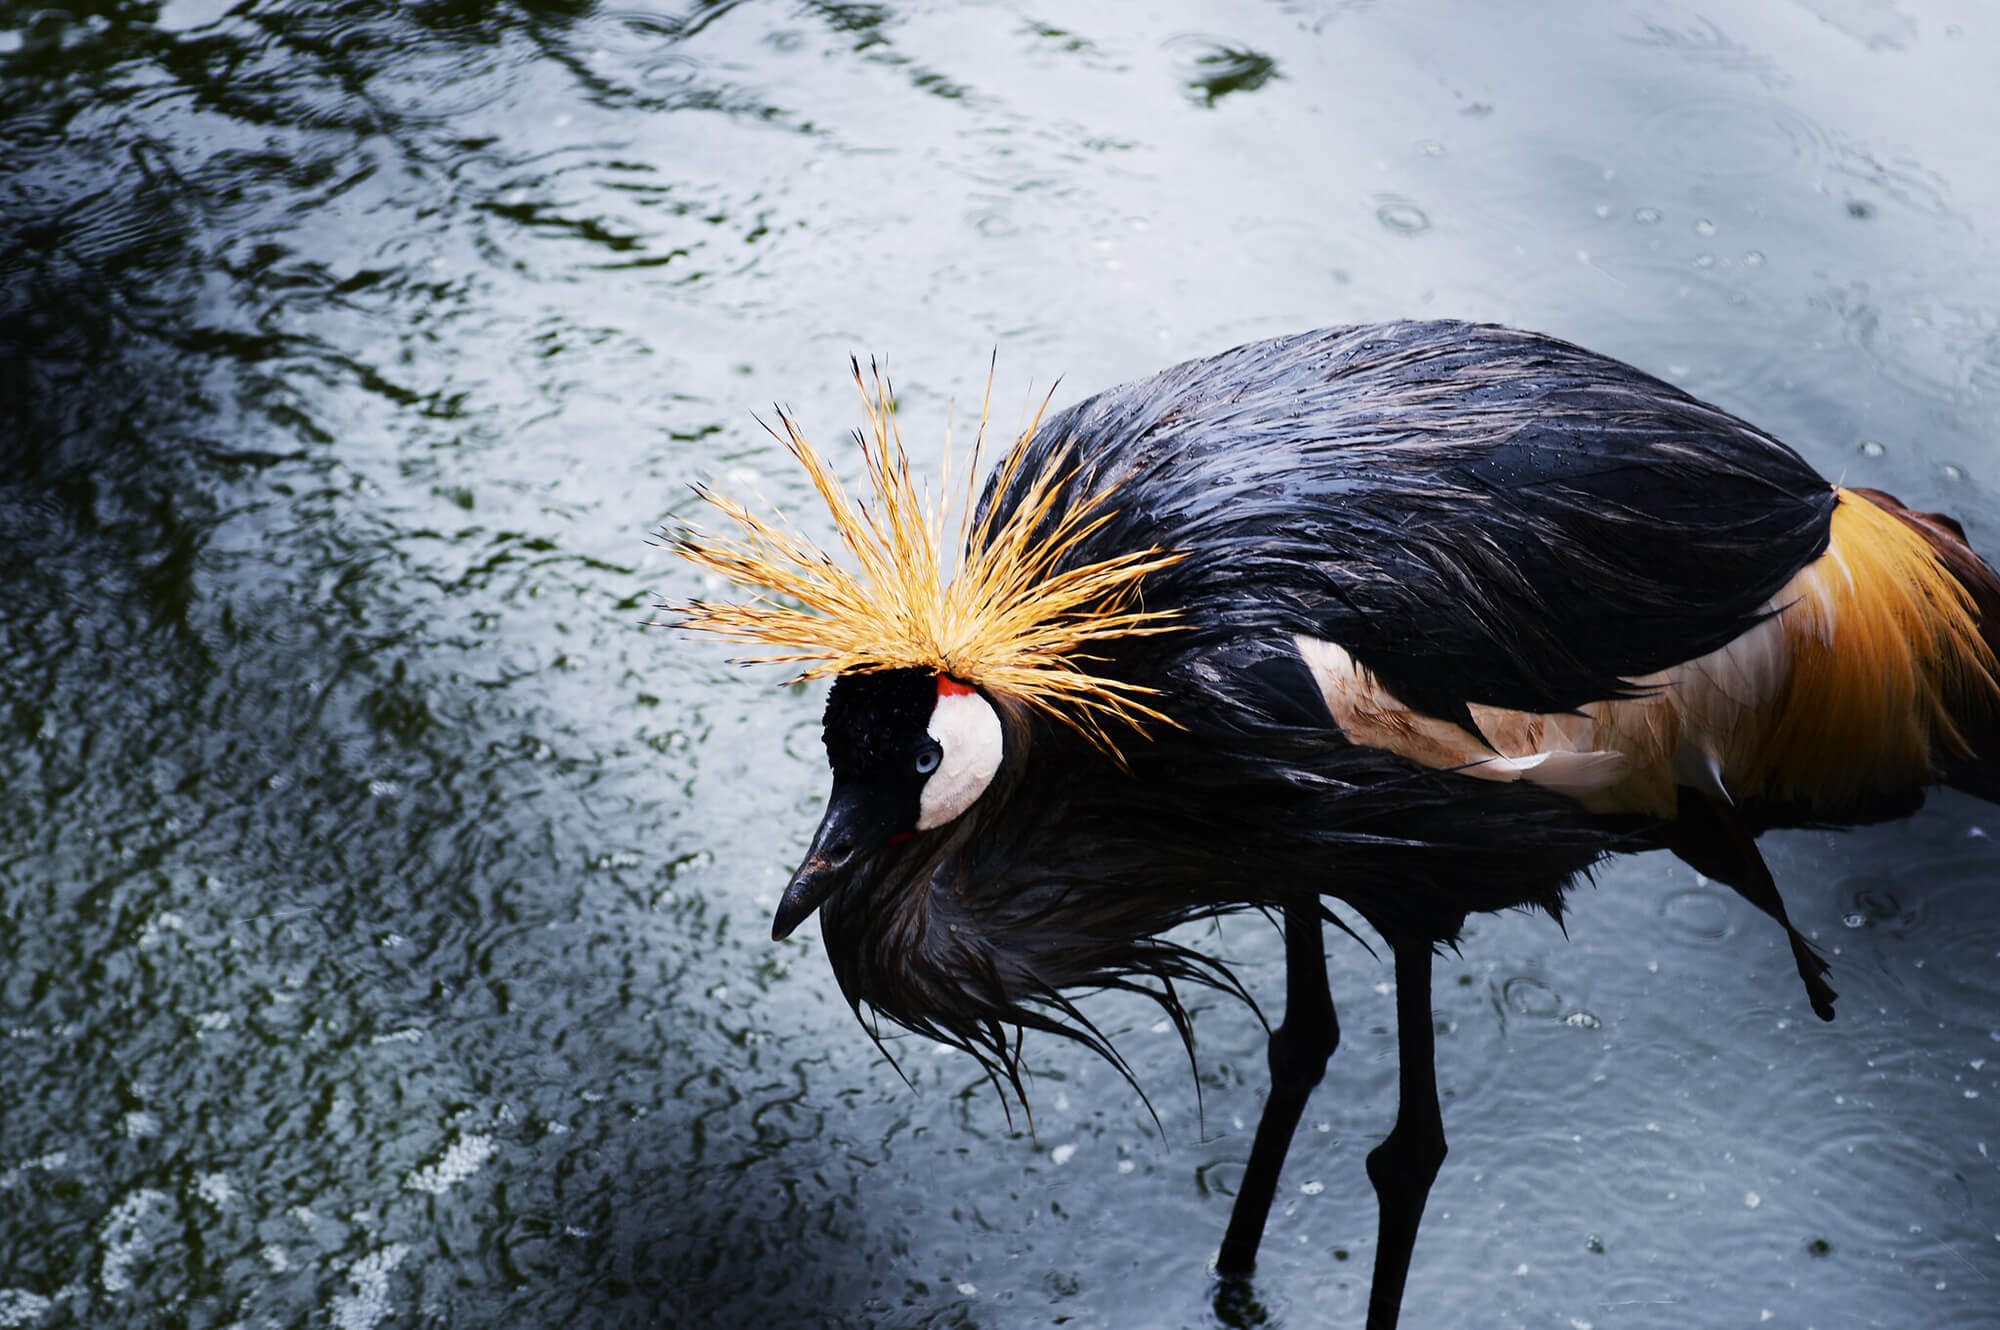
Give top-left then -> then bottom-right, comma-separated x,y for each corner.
1636,96 -> 1829,180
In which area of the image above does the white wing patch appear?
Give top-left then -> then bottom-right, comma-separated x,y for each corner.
1292,493 -> 1986,820
917,690 -> 1004,830
1294,596 -> 1813,818
1472,749 -> 1631,800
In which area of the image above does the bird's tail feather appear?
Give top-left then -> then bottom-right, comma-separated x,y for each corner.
1664,486 -> 2000,1022
1846,486 -> 2000,802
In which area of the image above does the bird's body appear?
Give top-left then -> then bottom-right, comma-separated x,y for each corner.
676,320 -> 2000,1329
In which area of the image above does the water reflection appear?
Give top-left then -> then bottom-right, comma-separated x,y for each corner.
1167,37 -> 1282,109
2,1 -> 1998,1327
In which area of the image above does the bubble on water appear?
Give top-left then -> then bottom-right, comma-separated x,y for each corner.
99,1190 -> 171,1292
4,1151 -> 68,1189
1858,440 -> 1886,457
1634,207 -> 1662,224
1376,197 -> 1431,235
1504,976 -> 1560,1018
403,1134 -> 496,1195
138,914 -> 185,948
330,1244 -> 410,1330
1050,1143 -> 1077,1166
0,1290 -> 54,1328
1662,888 -> 1731,939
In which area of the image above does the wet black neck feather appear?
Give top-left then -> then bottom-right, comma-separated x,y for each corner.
815,679 -> 1617,1102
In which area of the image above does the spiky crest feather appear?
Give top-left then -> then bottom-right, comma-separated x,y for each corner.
672,360 -> 1186,747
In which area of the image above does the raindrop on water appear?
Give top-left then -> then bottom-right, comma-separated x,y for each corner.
1662,888 -> 1731,939
1376,198 -> 1431,235
1503,975 -> 1560,1017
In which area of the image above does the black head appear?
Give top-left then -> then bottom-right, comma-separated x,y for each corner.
822,668 -> 942,789
772,667 -> 1005,939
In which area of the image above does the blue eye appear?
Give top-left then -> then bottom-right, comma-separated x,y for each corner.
915,745 -> 942,775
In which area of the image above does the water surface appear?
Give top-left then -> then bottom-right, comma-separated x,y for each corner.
2,2 -> 1997,1327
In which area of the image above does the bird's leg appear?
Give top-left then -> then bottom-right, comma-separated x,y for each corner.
1691,792 -> 1839,1021
1215,901 -> 1338,1275
1363,942 -> 1444,1330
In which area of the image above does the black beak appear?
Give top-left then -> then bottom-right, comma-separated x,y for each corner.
773,782 -> 896,940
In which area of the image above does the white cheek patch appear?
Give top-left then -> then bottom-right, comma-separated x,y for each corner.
916,690 -> 1004,830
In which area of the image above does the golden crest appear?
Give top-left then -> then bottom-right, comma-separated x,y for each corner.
671,360 -> 1185,745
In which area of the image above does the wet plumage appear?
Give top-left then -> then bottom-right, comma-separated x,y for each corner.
675,320 -> 2000,1330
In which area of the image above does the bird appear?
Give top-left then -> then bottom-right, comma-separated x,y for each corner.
671,320 -> 2000,1330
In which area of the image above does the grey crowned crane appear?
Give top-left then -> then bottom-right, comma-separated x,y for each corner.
673,320 -> 2000,1329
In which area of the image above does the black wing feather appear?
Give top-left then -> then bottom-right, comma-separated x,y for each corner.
987,320 -> 1837,721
